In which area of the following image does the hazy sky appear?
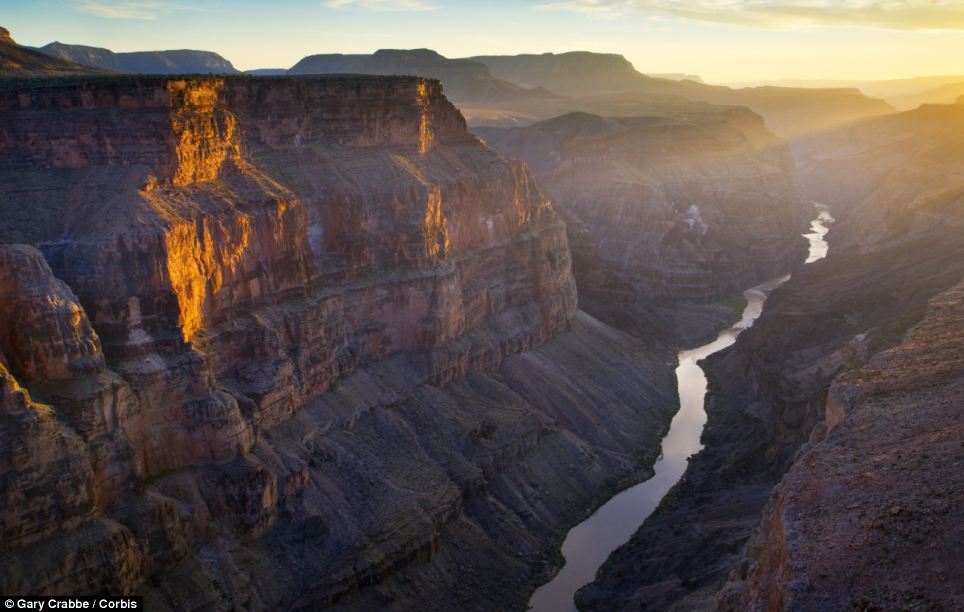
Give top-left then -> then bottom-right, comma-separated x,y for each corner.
6,0 -> 964,82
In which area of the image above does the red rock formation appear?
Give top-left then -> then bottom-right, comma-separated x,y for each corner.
0,244 -> 136,556
0,245 -> 103,383
0,75 -> 666,610
723,280 -> 964,611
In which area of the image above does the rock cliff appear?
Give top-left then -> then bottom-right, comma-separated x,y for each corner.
477,109 -> 809,344
719,279 -> 964,611
0,74 -> 677,610
580,103 -> 964,611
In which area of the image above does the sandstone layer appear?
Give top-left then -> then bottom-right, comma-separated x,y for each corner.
478,110 -> 809,344
579,102 -> 964,611
0,74 -> 678,610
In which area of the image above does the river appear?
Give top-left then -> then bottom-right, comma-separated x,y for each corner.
527,204 -> 834,612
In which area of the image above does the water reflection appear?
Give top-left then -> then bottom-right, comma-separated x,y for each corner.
805,203 -> 835,263
527,206 -> 833,612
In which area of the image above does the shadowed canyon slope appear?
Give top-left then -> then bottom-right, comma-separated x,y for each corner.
477,109 -> 809,343
579,102 -> 964,612
0,74 -> 681,610
719,278 -> 964,611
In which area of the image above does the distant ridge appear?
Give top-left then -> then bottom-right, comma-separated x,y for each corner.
0,26 -> 105,76
727,75 -> 964,110
648,73 -> 704,83
36,41 -> 239,74
467,52 -> 655,96
244,68 -> 287,76
467,51 -> 895,138
289,49 -> 558,103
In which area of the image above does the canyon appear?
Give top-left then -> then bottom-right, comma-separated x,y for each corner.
0,22 -> 961,612
476,110 -> 808,344
0,72 -> 682,609
579,102 -> 964,611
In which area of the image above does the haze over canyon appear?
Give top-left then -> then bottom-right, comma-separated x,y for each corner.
0,4 -> 962,611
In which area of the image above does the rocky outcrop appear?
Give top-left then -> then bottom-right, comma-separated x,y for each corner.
580,103 -> 964,611
478,109 -> 809,344
288,49 -> 556,104
719,279 -> 964,611
0,74 -> 677,610
35,42 -> 239,74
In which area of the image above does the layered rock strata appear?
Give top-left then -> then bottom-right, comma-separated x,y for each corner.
0,74 -> 676,610
719,279 -> 964,611
580,103 -> 964,611
478,110 -> 809,344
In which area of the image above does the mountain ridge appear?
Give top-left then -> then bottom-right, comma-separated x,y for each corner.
0,26 -> 105,76
34,41 -> 239,74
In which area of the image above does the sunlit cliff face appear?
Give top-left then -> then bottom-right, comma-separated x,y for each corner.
158,79 -> 250,341
165,79 -> 242,186
423,187 -> 450,260
416,80 -> 437,155
164,216 -> 252,341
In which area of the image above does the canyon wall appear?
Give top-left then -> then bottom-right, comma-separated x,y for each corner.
477,108 -> 809,344
719,279 -> 964,611
580,103 -> 964,611
0,75 -> 676,609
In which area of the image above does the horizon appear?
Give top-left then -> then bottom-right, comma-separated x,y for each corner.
5,0 -> 964,83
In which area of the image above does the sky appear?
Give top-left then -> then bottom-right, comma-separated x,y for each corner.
5,0 -> 964,82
